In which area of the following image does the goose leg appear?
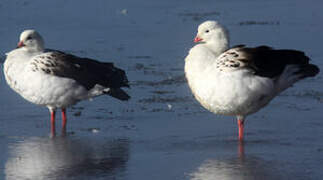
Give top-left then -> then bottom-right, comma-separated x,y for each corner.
50,109 -> 56,137
237,116 -> 245,141
61,108 -> 67,136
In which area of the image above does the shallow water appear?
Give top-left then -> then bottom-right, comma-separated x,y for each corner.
1,0 -> 323,179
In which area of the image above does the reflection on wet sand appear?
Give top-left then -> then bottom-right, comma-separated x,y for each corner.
5,136 -> 129,180
190,142 -> 282,180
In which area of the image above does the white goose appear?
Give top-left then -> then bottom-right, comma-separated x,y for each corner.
185,21 -> 319,141
4,30 -> 130,136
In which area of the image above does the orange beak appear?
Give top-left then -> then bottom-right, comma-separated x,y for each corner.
17,41 -> 25,48
194,36 -> 203,43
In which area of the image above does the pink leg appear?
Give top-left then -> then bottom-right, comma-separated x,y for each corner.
61,108 -> 67,136
50,110 -> 56,137
238,141 -> 245,159
237,116 -> 245,141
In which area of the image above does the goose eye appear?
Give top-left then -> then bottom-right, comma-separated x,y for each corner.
205,30 -> 209,33
26,36 -> 32,40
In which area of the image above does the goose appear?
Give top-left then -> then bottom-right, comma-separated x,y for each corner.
4,30 -> 130,136
184,21 -> 319,141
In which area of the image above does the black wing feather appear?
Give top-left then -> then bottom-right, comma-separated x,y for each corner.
34,50 -> 130,100
240,46 -> 319,78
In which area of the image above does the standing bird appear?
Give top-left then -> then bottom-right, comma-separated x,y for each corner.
185,21 -> 319,141
4,30 -> 130,136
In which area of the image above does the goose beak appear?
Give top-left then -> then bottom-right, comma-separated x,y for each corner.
17,41 -> 25,48
194,36 -> 203,43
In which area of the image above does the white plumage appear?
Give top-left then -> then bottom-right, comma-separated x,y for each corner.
5,51 -> 89,108
185,21 -> 319,140
4,30 -> 130,136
